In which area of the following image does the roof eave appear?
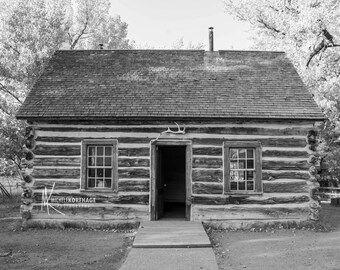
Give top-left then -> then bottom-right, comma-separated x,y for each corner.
16,115 -> 326,122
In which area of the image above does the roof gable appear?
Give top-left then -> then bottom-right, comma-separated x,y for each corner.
16,50 -> 324,120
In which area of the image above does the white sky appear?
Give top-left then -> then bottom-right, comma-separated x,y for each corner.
109,0 -> 253,50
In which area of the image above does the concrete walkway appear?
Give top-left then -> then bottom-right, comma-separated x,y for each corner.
120,221 -> 219,270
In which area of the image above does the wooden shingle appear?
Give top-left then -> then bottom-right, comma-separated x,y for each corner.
16,50 -> 324,120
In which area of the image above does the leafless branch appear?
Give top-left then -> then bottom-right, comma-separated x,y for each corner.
70,12 -> 90,49
307,24 -> 340,67
256,17 -> 285,35
0,41 -> 20,55
0,83 -> 23,104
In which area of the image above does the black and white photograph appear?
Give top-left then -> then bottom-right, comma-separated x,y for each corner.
1,0 -> 340,269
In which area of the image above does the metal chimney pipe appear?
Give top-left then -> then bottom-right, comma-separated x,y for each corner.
209,27 -> 214,52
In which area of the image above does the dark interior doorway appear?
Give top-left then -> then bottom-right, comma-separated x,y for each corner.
156,146 -> 186,220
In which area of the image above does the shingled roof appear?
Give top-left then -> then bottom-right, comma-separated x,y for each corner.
16,50 -> 324,120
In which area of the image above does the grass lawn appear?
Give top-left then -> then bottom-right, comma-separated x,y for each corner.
209,203 -> 340,270
1,199 -> 339,270
0,219 -> 134,270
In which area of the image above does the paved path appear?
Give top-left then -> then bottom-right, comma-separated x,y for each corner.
120,221 -> 219,270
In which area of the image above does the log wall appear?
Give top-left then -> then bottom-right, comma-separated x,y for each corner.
25,120 -> 319,221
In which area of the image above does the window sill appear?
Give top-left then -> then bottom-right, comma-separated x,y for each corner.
80,189 -> 117,193
225,191 -> 263,196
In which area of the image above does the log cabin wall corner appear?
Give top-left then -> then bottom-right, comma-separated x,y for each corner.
16,50 -> 325,223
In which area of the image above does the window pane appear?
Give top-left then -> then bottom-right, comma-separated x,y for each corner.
86,143 -> 115,189
105,169 -> 112,178
239,181 -> 245,190
239,149 -> 246,158
247,160 -> 254,169
230,149 -> 238,159
104,179 -> 112,188
247,171 -> 254,180
97,147 -> 104,156
88,157 -> 95,166
97,168 -> 104,177
88,147 -> 96,156
227,146 -> 258,192
105,157 -> 112,166
88,178 -> 95,188
97,157 -> 103,166
230,160 -> 238,169
230,182 -> 237,190
247,181 -> 254,191
96,179 -> 104,188
105,147 -> 112,156
88,168 -> 95,177
230,171 -> 238,181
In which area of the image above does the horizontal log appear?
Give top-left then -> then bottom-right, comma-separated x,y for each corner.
32,168 -> 80,179
35,126 -> 311,136
33,192 -> 149,205
34,145 -> 81,156
33,119 -> 316,126
33,180 -> 80,190
262,160 -> 309,171
192,182 -> 223,195
192,157 -> 223,169
118,180 -> 150,192
263,149 -> 308,158
192,194 -> 310,205
110,194 -> 149,205
118,158 -> 150,168
37,136 -> 152,144
192,147 -> 222,156
192,169 -> 223,182
36,137 -> 306,148
262,170 -> 309,180
118,168 -> 150,179
192,203 -> 310,220
194,138 -> 306,148
33,191 -> 113,204
118,148 -> 150,157
263,180 -> 309,193
31,204 -> 149,220
34,157 -> 81,167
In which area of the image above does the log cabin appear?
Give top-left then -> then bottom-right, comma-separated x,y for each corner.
16,47 -> 325,224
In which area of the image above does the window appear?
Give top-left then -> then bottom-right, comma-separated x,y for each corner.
224,141 -> 262,193
81,140 -> 118,191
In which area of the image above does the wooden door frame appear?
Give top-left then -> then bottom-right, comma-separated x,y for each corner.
150,140 -> 192,221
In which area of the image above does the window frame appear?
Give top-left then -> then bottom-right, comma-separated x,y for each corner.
81,139 -> 118,192
224,141 -> 262,194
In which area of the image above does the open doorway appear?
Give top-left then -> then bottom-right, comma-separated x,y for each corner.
153,144 -> 190,220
